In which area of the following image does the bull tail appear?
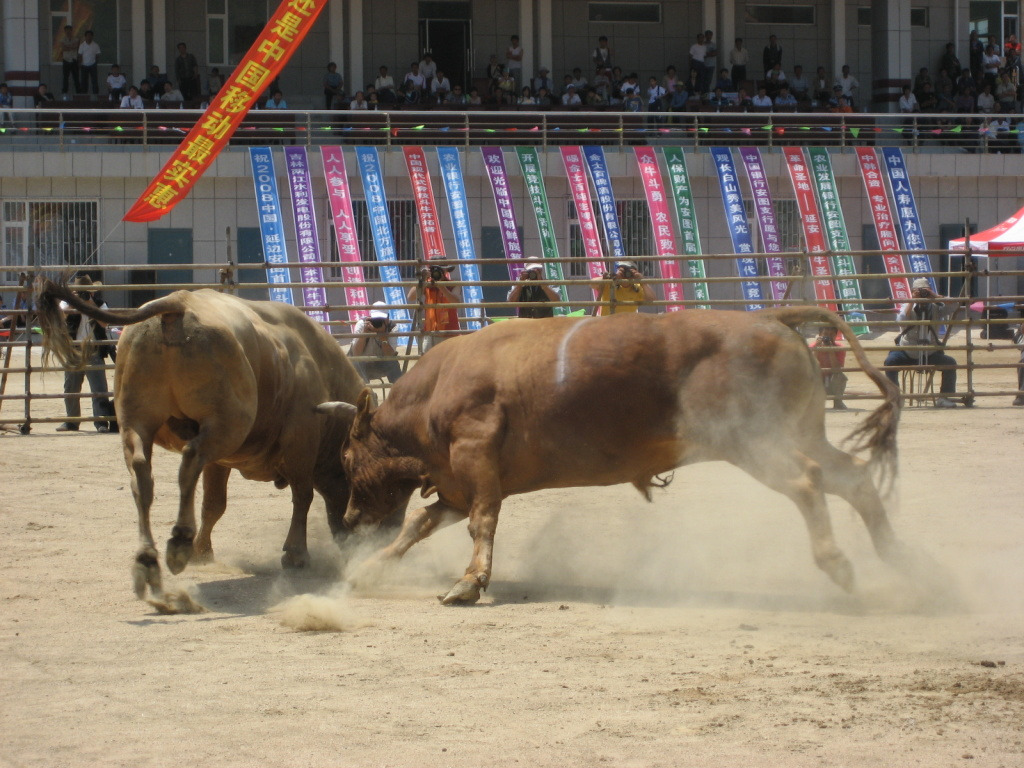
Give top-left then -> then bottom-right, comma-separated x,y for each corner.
34,276 -> 188,368
764,306 -> 901,481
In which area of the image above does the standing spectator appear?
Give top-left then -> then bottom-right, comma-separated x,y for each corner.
174,42 -> 200,102
33,83 -> 55,107
703,30 -> 718,93
810,326 -> 848,410
1012,322 -> 1024,406
350,303 -> 404,385
532,66 -> 553,95
58,24 -> 80,96
688,32 -> 707,94
375,65 -> 396,104
595,261 -> 654,315
507,258 -> 560,318
119,85 -> 144,109
105,64 -> 127,102
77,30 -> 101,96
206,67 -> 225,97
593,35 -> 613,70
0,81 -> 13,123
406,263 -> 461,352
968,30 -> 984,81
912,67 -> 932,100
57,276 -> 116,432
418,52 -> 437,81
982,44 -> 1003,90
646,75 -> 666,120
264,89 -> 288,109
835,64 -> 859,108
940,43 -> 962,86
505,35 -> 523,87
323,62 -> 344,109
762,34 -> 782,78
430,70 -> 451,103
813,65 -> 830,102
729,37 -> 748,86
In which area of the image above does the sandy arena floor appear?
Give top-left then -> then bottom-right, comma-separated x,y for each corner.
1,346 -> 1022,767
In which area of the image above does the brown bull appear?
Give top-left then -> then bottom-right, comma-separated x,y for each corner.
321,306 -> 904,605
36,280 -> 363,603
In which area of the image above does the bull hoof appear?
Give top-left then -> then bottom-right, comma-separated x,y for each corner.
191,548 -> 215,565
165,532 -> 194,576
822,553 -> 856,593
133,547 -> 162,599
438,579 -> 482,606
281,550 -> 310,570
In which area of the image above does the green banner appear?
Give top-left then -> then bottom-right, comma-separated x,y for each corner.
515,146 -> 570,315
661,147 -> 711,308
806,147 -> 868,334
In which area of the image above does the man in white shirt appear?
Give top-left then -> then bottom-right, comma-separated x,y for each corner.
106,64 -> 127,101
430,71 -> 451,103
898,85 -> 919,113
689,32 -> 707,93
835,64 -> 859,108
561,84 -> 581,106
751,86 -> 773,108
404,62 -> 426,97
120,85 -> 144,109
58,25 -> 80,96
418,53 -> 437,81
505,35 -> 523,86
729,38 -> 748,85
77,30 -> 101,96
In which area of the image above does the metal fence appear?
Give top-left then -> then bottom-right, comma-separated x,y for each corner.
1,249 -> 1022,434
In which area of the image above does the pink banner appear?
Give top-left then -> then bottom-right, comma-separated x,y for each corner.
739,147 -> 788,302
402,146 -> 446,262
633,147 -> 684,311
480,146 -> 525,278
320,146 -> 370,324
855,147 -> 911,302
782,147 -> 838,310
560,147 -> 606,296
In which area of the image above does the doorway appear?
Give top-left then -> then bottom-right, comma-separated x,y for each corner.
419,2 -> 472,90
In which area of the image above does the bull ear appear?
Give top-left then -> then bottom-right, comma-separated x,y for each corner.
351,387 -> 375,440
419,474 -> 437,498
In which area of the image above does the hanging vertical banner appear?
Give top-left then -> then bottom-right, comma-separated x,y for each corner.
283,147 -> 329,329
125,0 -> 328,222
354,146 -> 412,342
855,147 -> 912,302
781,147 -> 839,311
709,147 -> 765,310
436,147 -> 484,330
514,146 -> 569,313
739,147 -> 789,302
661,148 -> 711,308
480,146 -> 526,277
402,146 -> 447,263
247,147 -> 294,306
559,146 -> 607,289
633,146 -> 685,311
806,148 -> 868,333
880,147 -> 936,290
583,146 -> 627,266
320,146 -> 371,325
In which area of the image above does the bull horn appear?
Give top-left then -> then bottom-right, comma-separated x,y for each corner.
315,401 -> 358,418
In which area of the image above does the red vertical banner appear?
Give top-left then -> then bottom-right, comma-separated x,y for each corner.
633,147 -> 685,311
124,0 -> 327,222
402,146 -> 446,261
559,146 -> 606,294
855,147 -> 912,301
782,147 -> 838,310
320,146 -> 370,324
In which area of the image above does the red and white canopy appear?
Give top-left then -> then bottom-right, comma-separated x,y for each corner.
948,204 -> 1024,256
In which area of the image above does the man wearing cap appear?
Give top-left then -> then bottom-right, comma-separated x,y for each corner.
532,67 -> 554,96
507,257 -> 561,319
57,275 -> 117,431
350,301 -> 403,385
884,278 -> 960,408
407,263 -> 462,352
595,261 -> 655,316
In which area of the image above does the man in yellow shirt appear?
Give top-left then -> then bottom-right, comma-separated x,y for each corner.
595,260 -> 655,315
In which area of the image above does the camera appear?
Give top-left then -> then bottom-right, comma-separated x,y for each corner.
430,266 -> 445,281
369,317 -> 385,329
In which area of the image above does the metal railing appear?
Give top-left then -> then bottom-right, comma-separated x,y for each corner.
2,248 -> 1021,433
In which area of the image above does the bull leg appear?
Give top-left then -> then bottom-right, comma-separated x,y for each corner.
193,463 -> 231,564
281,480 -> 315,570
737,448 -> 856,592
124,427 -> 160,599
165,437 -> 208,575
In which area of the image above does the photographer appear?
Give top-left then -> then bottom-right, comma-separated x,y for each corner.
507,257 -> 560,318
350,301 -> 403,385
406,262 -> 462,352
57,275 -> 117,432
884,277 -> 960,408
595,260 -> 655,316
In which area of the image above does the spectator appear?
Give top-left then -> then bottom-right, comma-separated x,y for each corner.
729,37 -> 748,86
506,34 -> 523,86
137,79 -> 155,101
349,90 -> 368,110
264,89 -> 288,109
160,81 -> 183,105
789,64 -> 809,100
430,70 -> 451,103
33,83 -> 55,107
445,84 -> 468,105
570,67 -> 588,92
688,32 -> 708,94
418,52 -> 437,81
496,67 -> 516,104
830,94 -> 853,114
406,263 -> 461,352
898,85 -> 919,113
1012,322 -> 1024,406
57,276 -> 116,432
595,261 -> 654,315
996,70 -> 1017,112
532,66 -> 553,95
403,62 -> 425,102
119,85 -> 144,109
0,82 -> 13,123
813,65 -> 830,102
936,66 -> 955,96
561,84 -> 581,106
912,67 -> 932,100
774,86 -> 797,109
487,54 -> 502,82
593,35 -> 613,70
982,43 -> 1002,90
765,62 -> 786,97
762,34 -> 782,78
707,86 -> 731,108
976,83 -> 995,113
366,88 -> 380,109
147,65 -> 168,94
535,86 -> 552,106
350,302 -> 404,385
956,67 -> 977,96
375,65 -> 396,104
936,83 -> 956,113
507,258 -> 560,318
174,42 -> 200,101
954,84 -> 976,113
669,81 -> 690,113
835,64 -> 859,108
703,30 -> 718,91
323,61 -> 344,109
621,73 -> 642,111
663,65 -> 679,92
752,86 -> 773,108
467,87 -> 482,106
206,67 -> 225,97
940,43 -> 962,85
810,326 -> 848,410
77,30 -> 101,96
518,85 -> 536,105
646,75 -> 666,114
969,30 -> 984,80
917,82 -> 938,113
884,278 -> 960,408
592,67 -> 613,102
58,24 -> 80,96
736,87 -> 753,109
105,64 -> 127,102
713,68 -> 734,92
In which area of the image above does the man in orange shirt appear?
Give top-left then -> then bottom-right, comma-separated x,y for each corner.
810,325 -> 848,410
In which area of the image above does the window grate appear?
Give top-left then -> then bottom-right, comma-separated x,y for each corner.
1,200 -> 98,279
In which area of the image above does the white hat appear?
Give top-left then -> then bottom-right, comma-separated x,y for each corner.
523,256 -> 544,272
911,278 -> 931,292
369,300 -> 388,320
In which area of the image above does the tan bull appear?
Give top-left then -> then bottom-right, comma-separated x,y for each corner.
321,306 -> 904,605
36,280 -> 364,603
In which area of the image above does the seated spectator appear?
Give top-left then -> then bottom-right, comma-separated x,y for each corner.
764,62 -> 786,97
560,73 -> 574,96
147,65 -> 167,94
995,70 -> 1017,112
789,64 -> 809,100
487,54 -> 502,82
445,84 -> 468,105
137,79 -> 154,100
106,64 -> 127,101
663,65 -> 679,92
898,85 -> 919,113
323,61 -> 344,109
366,89 -> 380,109
621,73 -> 642,111
707,86 -> 731,108
912,67 -> 932,100
531,66 -> 553,95
774,86 -> 797,109
936,67 -> 955,96
496,67 -> 516,104
535,86 -> 552,106
713,68 -> 734,92
735,87 -> 753,108
669,81 -> 690,111
646,75 -> 666,112
119,85 -> 143,109
956,67 -> 977,95
518,85 -> 536,105
917,82 -> 938,112
403,62 -> 425,100
585,86 -> 607,107
561,84 -> 581,106
160,81 -> 184,105
976,82 -> 996,113
827,84 -> 843,108
430,70 -> 451,103
264,89 -> 288,109
813,66 -> 831,102
467,87 -> 482,106
349,90 -> 368,110
954,85 -> 976,113
570,67 -> 588,92
936,83 -> 956,113
751,86 -> 773,108
418,52 -> 437,81
375,65 -> 396,104
206,67 -> 225,97
592,67 -> 613,102
830,94 -> 853,114
33,83 -> 55,107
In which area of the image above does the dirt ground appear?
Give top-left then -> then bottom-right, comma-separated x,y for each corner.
1,344 -> 1023,768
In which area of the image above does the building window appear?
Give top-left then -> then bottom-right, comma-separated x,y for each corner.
588,3 -> 662,23
207,0 -> 269,67
335,199 -> 420,285
857,7 -> 931,27
567,199 -> 653,277
2,201 -> 98,280
744,5 -> 815,25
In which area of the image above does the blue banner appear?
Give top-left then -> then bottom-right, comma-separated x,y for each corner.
436,147 -> 484,331
248,147 -> 294,305
710,147 -> 765,310
583,146 -> 627,265
881,147 -> 936,291
354,146 -> 412,345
